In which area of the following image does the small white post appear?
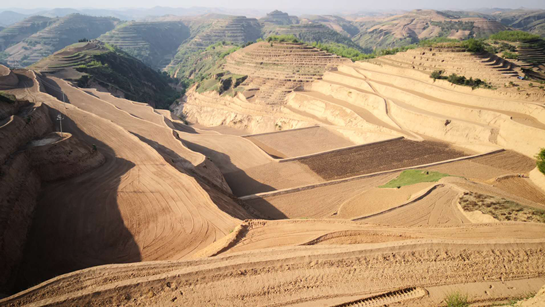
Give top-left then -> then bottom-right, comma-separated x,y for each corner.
56,114 -> 64,137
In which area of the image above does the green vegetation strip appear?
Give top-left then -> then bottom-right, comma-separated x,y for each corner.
460,191 -> 545,223
489,30 -> 541,42
536,148 -> 545,175
379,170 -> 450,188
0,91 -> 16,104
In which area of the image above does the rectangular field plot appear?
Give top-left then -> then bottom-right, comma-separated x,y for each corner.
299,139 -> 468,181
245,126 -> 355,158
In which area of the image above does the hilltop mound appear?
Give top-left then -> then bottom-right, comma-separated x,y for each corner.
0,16 -> 55,51
222,41 -> 349,104
31,41 -> 179,108
263,24 -> 363,50
3,14 -> 118,67
299,15 -> 360,37
259,10 -> 298,25
98,21 -> 190,70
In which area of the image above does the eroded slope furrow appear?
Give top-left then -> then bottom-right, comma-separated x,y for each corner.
8,71 -> 240,289
2,239 -> 544,306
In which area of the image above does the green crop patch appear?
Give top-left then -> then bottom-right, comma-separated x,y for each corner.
379,169 -> 450,188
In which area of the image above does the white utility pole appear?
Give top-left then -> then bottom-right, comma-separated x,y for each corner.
57,114 -> 64,137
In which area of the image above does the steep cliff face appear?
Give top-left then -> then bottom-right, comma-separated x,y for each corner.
0,153 -> 41,295
0,84 -> 106,294
0,99 -> 51,294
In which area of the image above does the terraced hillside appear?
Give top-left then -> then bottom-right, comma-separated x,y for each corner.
0,16 -> 54,51
1,32 -> 545,306
177,41 -> 545,159
353,9 -> 507,52
374,46 -> 526,87
224,42 -> 350,105
262,24 -> 363,50
492,9 -> 545,37
31,41 -> 180,108
486,34 -> 545,80
166,15 -> 262,76
98,21 -> 190,69
3,14 -> 118,67
182,15 -> 261,51
259,10 -> 298,25
299,15 -> 360,37
167,42 -> 240,80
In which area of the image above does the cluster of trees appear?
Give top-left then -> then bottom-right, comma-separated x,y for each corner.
310,42 -> 373,61
460,39 -> 485,52
265,35 -> 301,43
430,70 -> 491,89
489,31 -> 540,42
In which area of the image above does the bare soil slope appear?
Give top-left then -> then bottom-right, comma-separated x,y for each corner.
5,70 -> 245,289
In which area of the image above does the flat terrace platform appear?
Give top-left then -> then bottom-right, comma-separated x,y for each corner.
244,126 -> 355,158
298,138 -> 468,181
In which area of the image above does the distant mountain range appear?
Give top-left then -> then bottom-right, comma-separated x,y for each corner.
0,8 -> 544,70
0,7 -> 270,26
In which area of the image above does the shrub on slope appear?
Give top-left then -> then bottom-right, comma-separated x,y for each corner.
490,30 -> 541,42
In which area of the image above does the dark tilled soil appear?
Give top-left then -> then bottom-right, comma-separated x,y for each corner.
299,139 -> 467,180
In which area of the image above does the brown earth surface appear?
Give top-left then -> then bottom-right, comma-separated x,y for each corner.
3,70 -> 246,290
2,41 -> 545,305
299,139 -> 468,180
246,126 -> 355,158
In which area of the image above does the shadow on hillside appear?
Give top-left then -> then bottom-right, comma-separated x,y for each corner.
240,197 -> 288,220
177,139 -> 288,219
131,132 -> 257,220
39,74 -> 72,104
180,139 -> 276,196
12,73 -> 35,89
14,95 -> 141,294
169,119 -> 198,134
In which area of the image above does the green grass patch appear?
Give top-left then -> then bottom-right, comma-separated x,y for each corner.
196,79 -> 220,94
379,169 -> 450,188
0,91 -> 16,104
444,291 -> 469,307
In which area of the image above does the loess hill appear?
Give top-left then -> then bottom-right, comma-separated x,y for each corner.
1,9 -> 544,71
98,21 -> 191,70
3,14 -> 119,67
352,9 -> 507,52
0,8 -> 545,307
31,40 -> 179,108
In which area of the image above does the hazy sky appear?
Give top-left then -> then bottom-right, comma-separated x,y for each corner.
2,0 -> 545,12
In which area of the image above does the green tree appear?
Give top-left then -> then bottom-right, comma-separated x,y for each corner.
537,148 -> 545,175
